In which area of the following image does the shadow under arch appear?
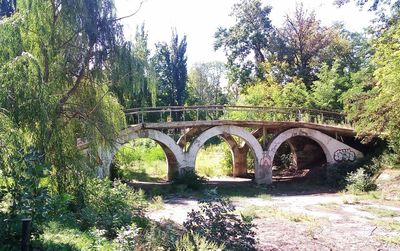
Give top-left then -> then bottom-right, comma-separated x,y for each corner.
266,128 -> 335,167
185,125 -> 265,183
110,128 -> 184,180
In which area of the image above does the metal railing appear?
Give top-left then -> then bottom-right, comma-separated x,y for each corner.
124,105 -> 349,126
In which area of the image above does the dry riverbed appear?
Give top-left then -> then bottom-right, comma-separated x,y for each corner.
146,177 -> 400,250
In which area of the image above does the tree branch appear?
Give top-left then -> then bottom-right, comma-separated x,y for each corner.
112,0 -> 145,22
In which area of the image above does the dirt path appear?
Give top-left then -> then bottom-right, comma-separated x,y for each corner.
147,190 -> 400,250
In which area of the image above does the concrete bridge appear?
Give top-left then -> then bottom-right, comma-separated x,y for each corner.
97,105 -> 364,185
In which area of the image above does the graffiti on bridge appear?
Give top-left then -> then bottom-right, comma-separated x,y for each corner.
333,148 -> 356,162
260,152 -> 272,167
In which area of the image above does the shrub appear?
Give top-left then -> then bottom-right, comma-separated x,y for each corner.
172,170 -> 207,191
79,179 -> 146,238
136,220 -> 183,250
175,231 -> 224,251
325,162 -> 356,189
114,224 -> 139,251
183,198 -> 256,250
345,168 -> 377,193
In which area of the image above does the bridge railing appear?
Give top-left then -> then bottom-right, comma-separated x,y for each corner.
124,105 -> 349,126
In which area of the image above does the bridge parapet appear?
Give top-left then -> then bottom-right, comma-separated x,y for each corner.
124,105 -> 349,127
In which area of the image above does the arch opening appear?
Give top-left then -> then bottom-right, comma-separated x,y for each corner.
272,136 -> 327,181
101,129 -> 183,182
186,125 -> 265,184
193,135 -> 256,179
111,138 -> 172,182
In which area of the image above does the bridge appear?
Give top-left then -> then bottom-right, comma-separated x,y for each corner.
96,105 -> 364,185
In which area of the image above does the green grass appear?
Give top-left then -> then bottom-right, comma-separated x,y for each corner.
380,235 -> 400,245
240,205 -> 315,223
315,202 -> 341,211
118,160 -> 167,182
341,191 -> 385,204
115,141 -> 234,181
361,206 -> 400,218
373,219 -> 400,232
114,139 -> 168,182
195,144 -> 232,177
35,222 -> 115,250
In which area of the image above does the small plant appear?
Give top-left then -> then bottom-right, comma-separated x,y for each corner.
345,168 -> 377,194
183,197 -> 256,250
175,231 -> 224,251
114,224 -> 139,251
136,220 -> 183,250
172,170 -> 207,190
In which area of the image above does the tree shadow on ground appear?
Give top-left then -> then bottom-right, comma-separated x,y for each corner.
129,175 -> 341,200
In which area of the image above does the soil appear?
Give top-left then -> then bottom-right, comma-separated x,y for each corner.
145,175 -> 400,251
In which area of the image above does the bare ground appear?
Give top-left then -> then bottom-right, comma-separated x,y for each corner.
146,176 -> 400,251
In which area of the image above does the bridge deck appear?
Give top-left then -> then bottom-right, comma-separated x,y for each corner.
128,120 -> 355,137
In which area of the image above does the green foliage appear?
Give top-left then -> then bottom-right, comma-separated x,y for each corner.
136,220 -> 183,250
36,221 -> 115,250
311,62 -> 350,110
196,144 -> 232,177
114,224 -> 139,251
153,30 -> 188,111
114,140 -> 167,182
183,197 -> 256,250
214,0 -> 274,86
345,168 -> 377,193
187,61 -> 227,106
344,19 -> 400,161
0,0 -> 128,196
110,24 -> 157,109
79,179 -> 146,238
175,231 -> 224,251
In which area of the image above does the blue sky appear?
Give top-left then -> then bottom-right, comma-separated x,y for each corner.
115,0 -> 374,66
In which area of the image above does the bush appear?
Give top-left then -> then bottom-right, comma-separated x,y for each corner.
175,231 -> 224,251
345,168 -> 377,193
79,179 -> 146,238
325,162 -> 356,189
172,170 -> 207,191
136,220 -> 183,250
114,224 -> 139,251
183,198 -> 256,250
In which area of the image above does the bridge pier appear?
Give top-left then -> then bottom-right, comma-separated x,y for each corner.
232,146 -> 249,177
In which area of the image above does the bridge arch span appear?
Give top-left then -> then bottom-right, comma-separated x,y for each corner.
185,125 -> 268,184
264,128 -> 364,172
99,128 -> 184,180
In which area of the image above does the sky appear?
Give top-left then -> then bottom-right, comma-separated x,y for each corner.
115,0 -> 374,67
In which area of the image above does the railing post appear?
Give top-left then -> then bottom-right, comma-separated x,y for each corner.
196,108 -> 199,121
169,109 -> 172,122
21,218 -> 31,251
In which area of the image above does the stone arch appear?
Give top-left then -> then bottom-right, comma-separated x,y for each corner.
99,128 -> 184,180
264,128 -> 364,172
184,125 -> 268,184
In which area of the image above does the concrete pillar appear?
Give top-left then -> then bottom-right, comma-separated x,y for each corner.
232,146 -> 249,177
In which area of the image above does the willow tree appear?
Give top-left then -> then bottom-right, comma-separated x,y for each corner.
0,0 -> 129,194
109,24 -> 156,109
